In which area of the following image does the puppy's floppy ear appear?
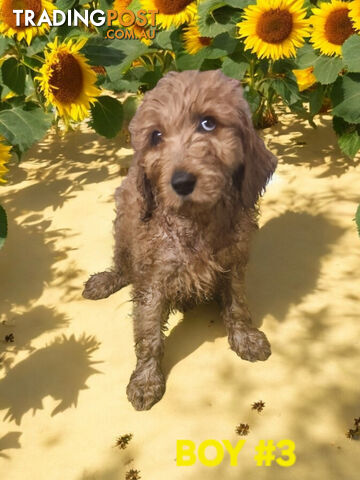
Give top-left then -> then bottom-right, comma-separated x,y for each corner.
136,160 -> 155,222
128,95 -> 155,221
234,91 -> 277,209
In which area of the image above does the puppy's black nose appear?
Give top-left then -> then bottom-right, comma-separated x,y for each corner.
171,170 -> 197,196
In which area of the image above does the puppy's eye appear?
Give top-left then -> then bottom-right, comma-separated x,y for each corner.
150,130 -> 162,146
198,116 -> 216,133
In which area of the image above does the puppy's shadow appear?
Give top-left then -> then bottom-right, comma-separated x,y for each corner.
163,302 -> 224,378
163,211 -> 344,376
246,211 -> 344,326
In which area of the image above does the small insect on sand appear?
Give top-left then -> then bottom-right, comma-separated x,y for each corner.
251,400 -> 265,413
115,433 -> 133,449
125,468 -> 141,480
235,423 -> 250,436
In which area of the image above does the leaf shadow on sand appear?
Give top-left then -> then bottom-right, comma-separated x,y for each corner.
0,306 -> 69,373
0,334 -> 101,425
0,217 -> 71,316
0,432 -> 22,460
267,114 -> 360,178
7,127 -> 132,208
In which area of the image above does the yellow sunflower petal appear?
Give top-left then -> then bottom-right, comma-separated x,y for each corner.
36,38 -> 101,123
349,0 -> 360,32
293,66 -> 317,91
0,137 -> 11,184
0,0 -> 55,45
113,0 -> 132,8
140,0 -> 197,29
310,0 -> 356,56
237,0 -> 311,61
183,15 -> 212,54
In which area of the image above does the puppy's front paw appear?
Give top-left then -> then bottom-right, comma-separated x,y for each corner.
82,271 -> 119,300
228,326 -> 271,362
126,366 -> 165,411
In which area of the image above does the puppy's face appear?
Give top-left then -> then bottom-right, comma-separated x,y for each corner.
129,70 -> 276,216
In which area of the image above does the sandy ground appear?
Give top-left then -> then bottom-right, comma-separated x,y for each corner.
0,112 -> 359,479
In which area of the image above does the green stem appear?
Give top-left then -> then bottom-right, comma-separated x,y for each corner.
32,76 -> 46,111
249,59 -> 255,89
268,59 -> 274,76
155,52 -> 165,73
13,41 -> 23,61
31,54 -> 45,63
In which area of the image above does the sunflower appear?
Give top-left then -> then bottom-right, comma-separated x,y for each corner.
183,16 -> 212,54
310,0 -> 356,56
0,138 -> 11,184
113,0 -> 132,8
0,0 -> 55,45
237,0 -> 311,61
112,0 -> 153,44
349,0 -> 360,32
112,0 -> 133,24
140,0 -> 197,29
36,38 -> 101,123
130,22 -> 154,44
293,66 -> 316,91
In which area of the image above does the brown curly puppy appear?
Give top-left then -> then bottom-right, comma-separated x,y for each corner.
83,70 -> 277,411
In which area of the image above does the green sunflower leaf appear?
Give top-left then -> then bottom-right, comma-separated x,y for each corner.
295,43 -> 319,69
82,41 -> 127,67
313,56 -> 343,85
342,35 -> 360,73
22,55 -> 43,71
154,28 -> 175,50
0,106 -> 52,153
309,85 -> 324,116
1,58 -> 26,95
122,94 -> 142,126
56,0 -> 76,11
198,0 -> 252,38
295,43 -> 343,85
205,32 -> 238,58
175,48 -> 209,70
332,116 -> 348,136
90,95 -> 123,139
26,36 -> 48,56
0,37 -> 11,57
332,73 -> 360,124
271,76 -> 301,105
243,87 -> 261,114
221,55 -> 248,80
337,131 -> 360,159
224,0 -> 256,7
103,76 -> 141,93
0,205 -> 7,251
106,40 -> 156,80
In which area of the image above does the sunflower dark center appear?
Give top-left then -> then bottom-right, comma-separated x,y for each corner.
49,53 -> 83,104
199,37 -> 212,46
154,0 -> 193,15
324,8 -> 355,45
1,0 -> 42,28
256,8 -> 293,44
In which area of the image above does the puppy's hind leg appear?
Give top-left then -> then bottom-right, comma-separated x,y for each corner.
82,270 -> 128,300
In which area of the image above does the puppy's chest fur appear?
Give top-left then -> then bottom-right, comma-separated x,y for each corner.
147,213 -> 245,307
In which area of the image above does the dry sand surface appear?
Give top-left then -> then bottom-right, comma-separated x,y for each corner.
0,113 -> 359,479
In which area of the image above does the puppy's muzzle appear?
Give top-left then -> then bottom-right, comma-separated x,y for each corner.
171,170 -> 197,196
